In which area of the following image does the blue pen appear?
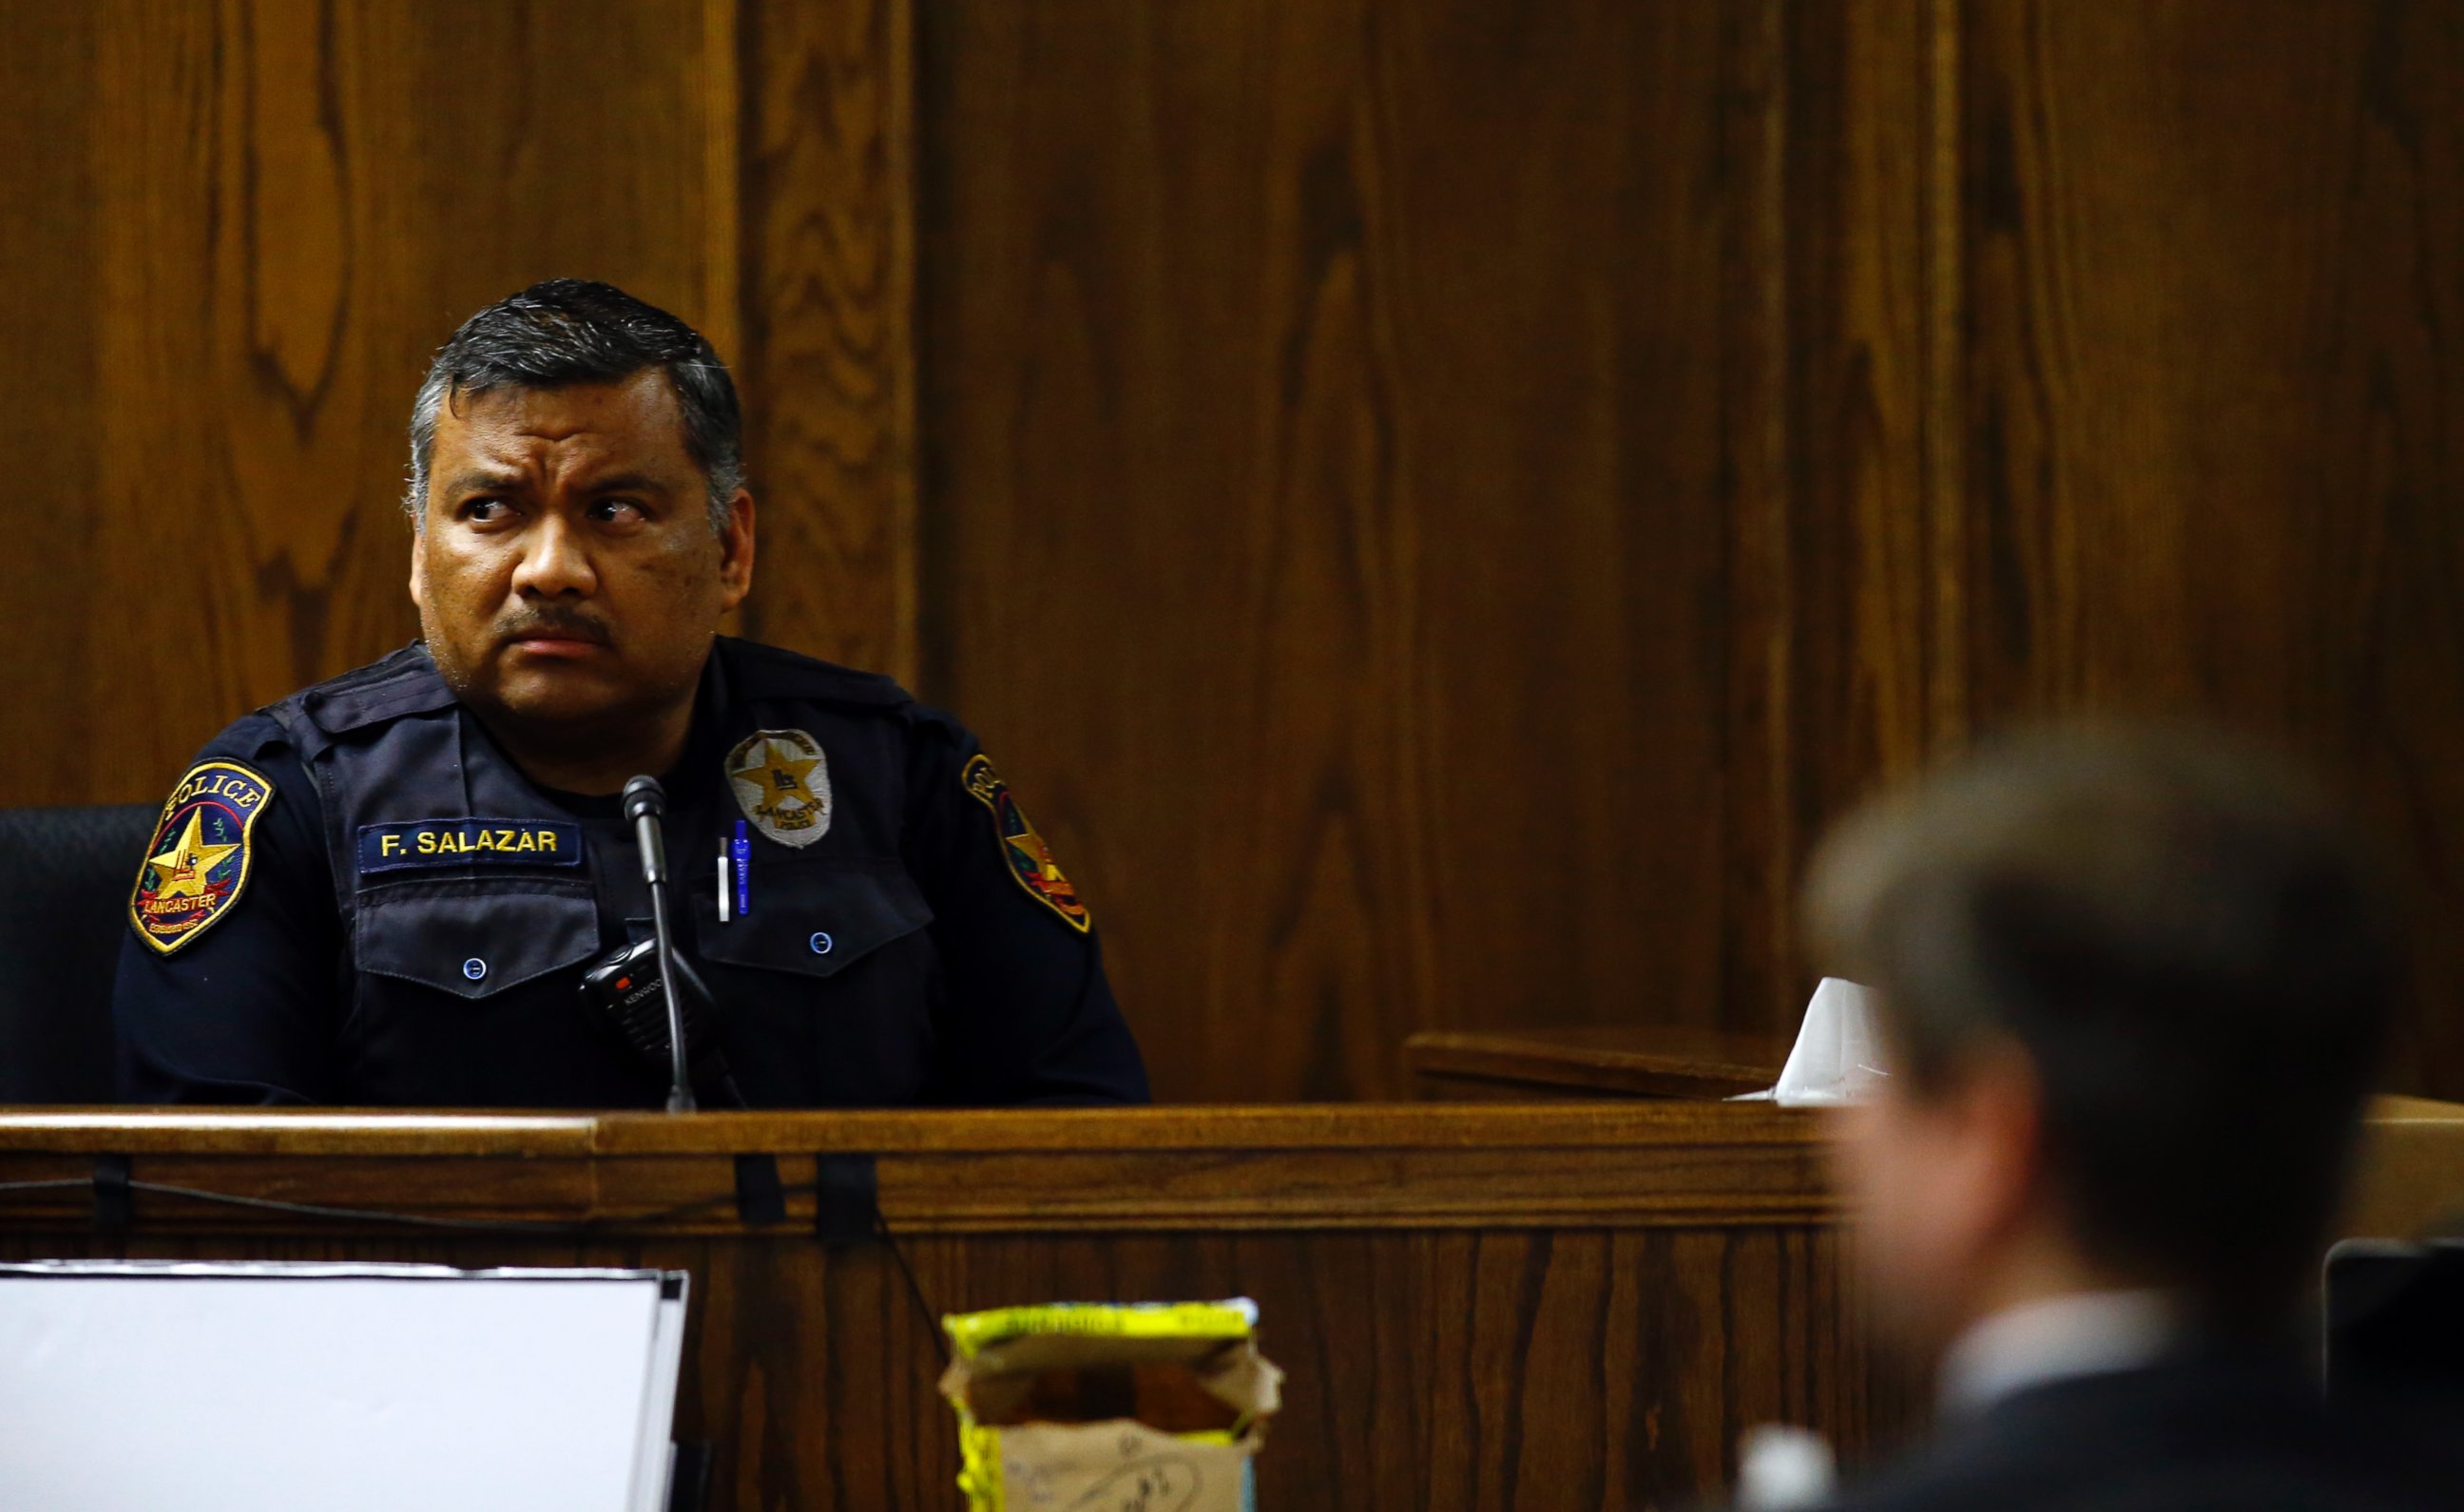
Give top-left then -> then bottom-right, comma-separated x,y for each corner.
732,820 -> 752,917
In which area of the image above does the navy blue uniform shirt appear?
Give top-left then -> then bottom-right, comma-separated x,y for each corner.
111,637 -> 1149,1108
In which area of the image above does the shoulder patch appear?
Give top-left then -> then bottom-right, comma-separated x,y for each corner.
128,760 -> 276,955
727,729 -> 834,847
961,754 -> 1091,933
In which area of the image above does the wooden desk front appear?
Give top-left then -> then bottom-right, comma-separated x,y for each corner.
1406,1026 -> 1791,1101
0,1104 -> 1904,1510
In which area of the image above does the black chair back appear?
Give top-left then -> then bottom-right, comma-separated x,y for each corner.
0,804 -> 158,1101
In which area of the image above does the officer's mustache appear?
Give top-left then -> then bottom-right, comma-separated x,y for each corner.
494,607 -> 614,647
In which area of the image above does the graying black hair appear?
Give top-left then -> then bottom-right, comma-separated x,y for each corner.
403,278 -> 743,532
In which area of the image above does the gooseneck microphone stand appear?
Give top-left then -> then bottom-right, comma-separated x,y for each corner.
621,775 -> 696,1113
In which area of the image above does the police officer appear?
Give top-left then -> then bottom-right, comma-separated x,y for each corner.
113,279 -> 1149,1108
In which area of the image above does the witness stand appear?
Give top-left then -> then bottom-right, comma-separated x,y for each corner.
2,1099 -> 2454,1509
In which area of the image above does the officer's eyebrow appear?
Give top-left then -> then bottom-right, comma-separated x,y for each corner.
441,468 -> 526,497
582,471 -> 672,498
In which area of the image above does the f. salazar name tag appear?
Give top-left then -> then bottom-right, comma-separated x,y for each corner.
356,819 -> 585,876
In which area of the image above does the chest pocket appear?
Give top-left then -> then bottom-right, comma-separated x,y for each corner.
356,881 -> 604,999
692,856 -> 933,978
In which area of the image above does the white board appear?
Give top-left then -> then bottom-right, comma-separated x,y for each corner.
0,1261 -> 689,1512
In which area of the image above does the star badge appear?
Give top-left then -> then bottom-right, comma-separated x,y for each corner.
128,759 -> 274,955
724,729 -> 834,847
146,811 -> 241,900
959,754 -> 1091,932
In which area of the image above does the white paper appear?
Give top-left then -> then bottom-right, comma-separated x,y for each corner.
0,1261 -> 685,1512
1733,976 -> 1889,1107
628,1281 -> 692,1512
1735,1423 -> 1838,1508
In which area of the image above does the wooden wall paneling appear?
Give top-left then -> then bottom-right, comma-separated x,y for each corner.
1390,0 -> 1742,1073
1784,0 -> 1950,788
59,1094 -> 2464,1509
1717,0 -> 1806,1058
0,4 -> 98,803
1956,0 -> 2464,1093
736,0 -> 919,679
920,1 -> 1666,1101
14,0 -> 2459,1101
1723,0 -> 1946,1043
1923,0 -> 1971,755
918,0 -> 1435,1103
2331,3 -> 2464,1098
2,0 -> 736,809
0,1225 -> 1871,1511
918,2 -> 1941,1099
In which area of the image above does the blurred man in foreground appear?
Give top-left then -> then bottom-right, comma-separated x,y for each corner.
1800,727 -> 2462,1510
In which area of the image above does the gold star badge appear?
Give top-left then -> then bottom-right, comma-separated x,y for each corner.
960,754 -> 1091,932
128,759 -> 275,955
724,729 -> 834,847
731,739 -> 821,810
146,810 -> 241,900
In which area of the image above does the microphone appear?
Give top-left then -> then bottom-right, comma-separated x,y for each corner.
622,775 -> 695,1113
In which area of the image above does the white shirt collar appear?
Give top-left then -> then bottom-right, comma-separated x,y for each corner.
1937,1289 -> 2180,1418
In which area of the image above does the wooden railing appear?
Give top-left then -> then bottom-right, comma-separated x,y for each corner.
4,1098 -> 2454,1509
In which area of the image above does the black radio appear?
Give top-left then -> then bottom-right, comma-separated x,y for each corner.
579,938 -> 748,1108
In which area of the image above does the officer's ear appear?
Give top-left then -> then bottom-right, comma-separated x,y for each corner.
717,488 -> 755,612
408,524 -> 429,614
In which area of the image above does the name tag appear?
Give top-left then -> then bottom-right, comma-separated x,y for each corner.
356,819 -> 585,875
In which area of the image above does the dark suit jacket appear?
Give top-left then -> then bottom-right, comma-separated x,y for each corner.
1824,1353 -> 2464,1512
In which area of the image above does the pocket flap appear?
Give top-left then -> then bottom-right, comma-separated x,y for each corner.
693,858 -> 933,979
356,882 -> 603,999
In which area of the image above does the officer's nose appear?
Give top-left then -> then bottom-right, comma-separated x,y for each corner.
510,511 -> 598,600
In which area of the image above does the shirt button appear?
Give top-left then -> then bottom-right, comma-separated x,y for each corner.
462,957 -> 488,981
808,932 -> 834,956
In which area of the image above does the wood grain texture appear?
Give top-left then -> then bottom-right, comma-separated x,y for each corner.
0,1 -> 738,808
0,4 -> 101,807
7,1103 -> 2456,1505
0,1099 -> 1828,1150
0,0 -> 916,781
0,1226 -> 1887,1512
736,0 -> 918,679
1406,1026 -> 1790,1101
916,0 -> 1940,1100
9,0 -> 2464,1105
0,1104 -> 1900,1509
1954,0 -> 2464,1094
920,0 -> 2464,1101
